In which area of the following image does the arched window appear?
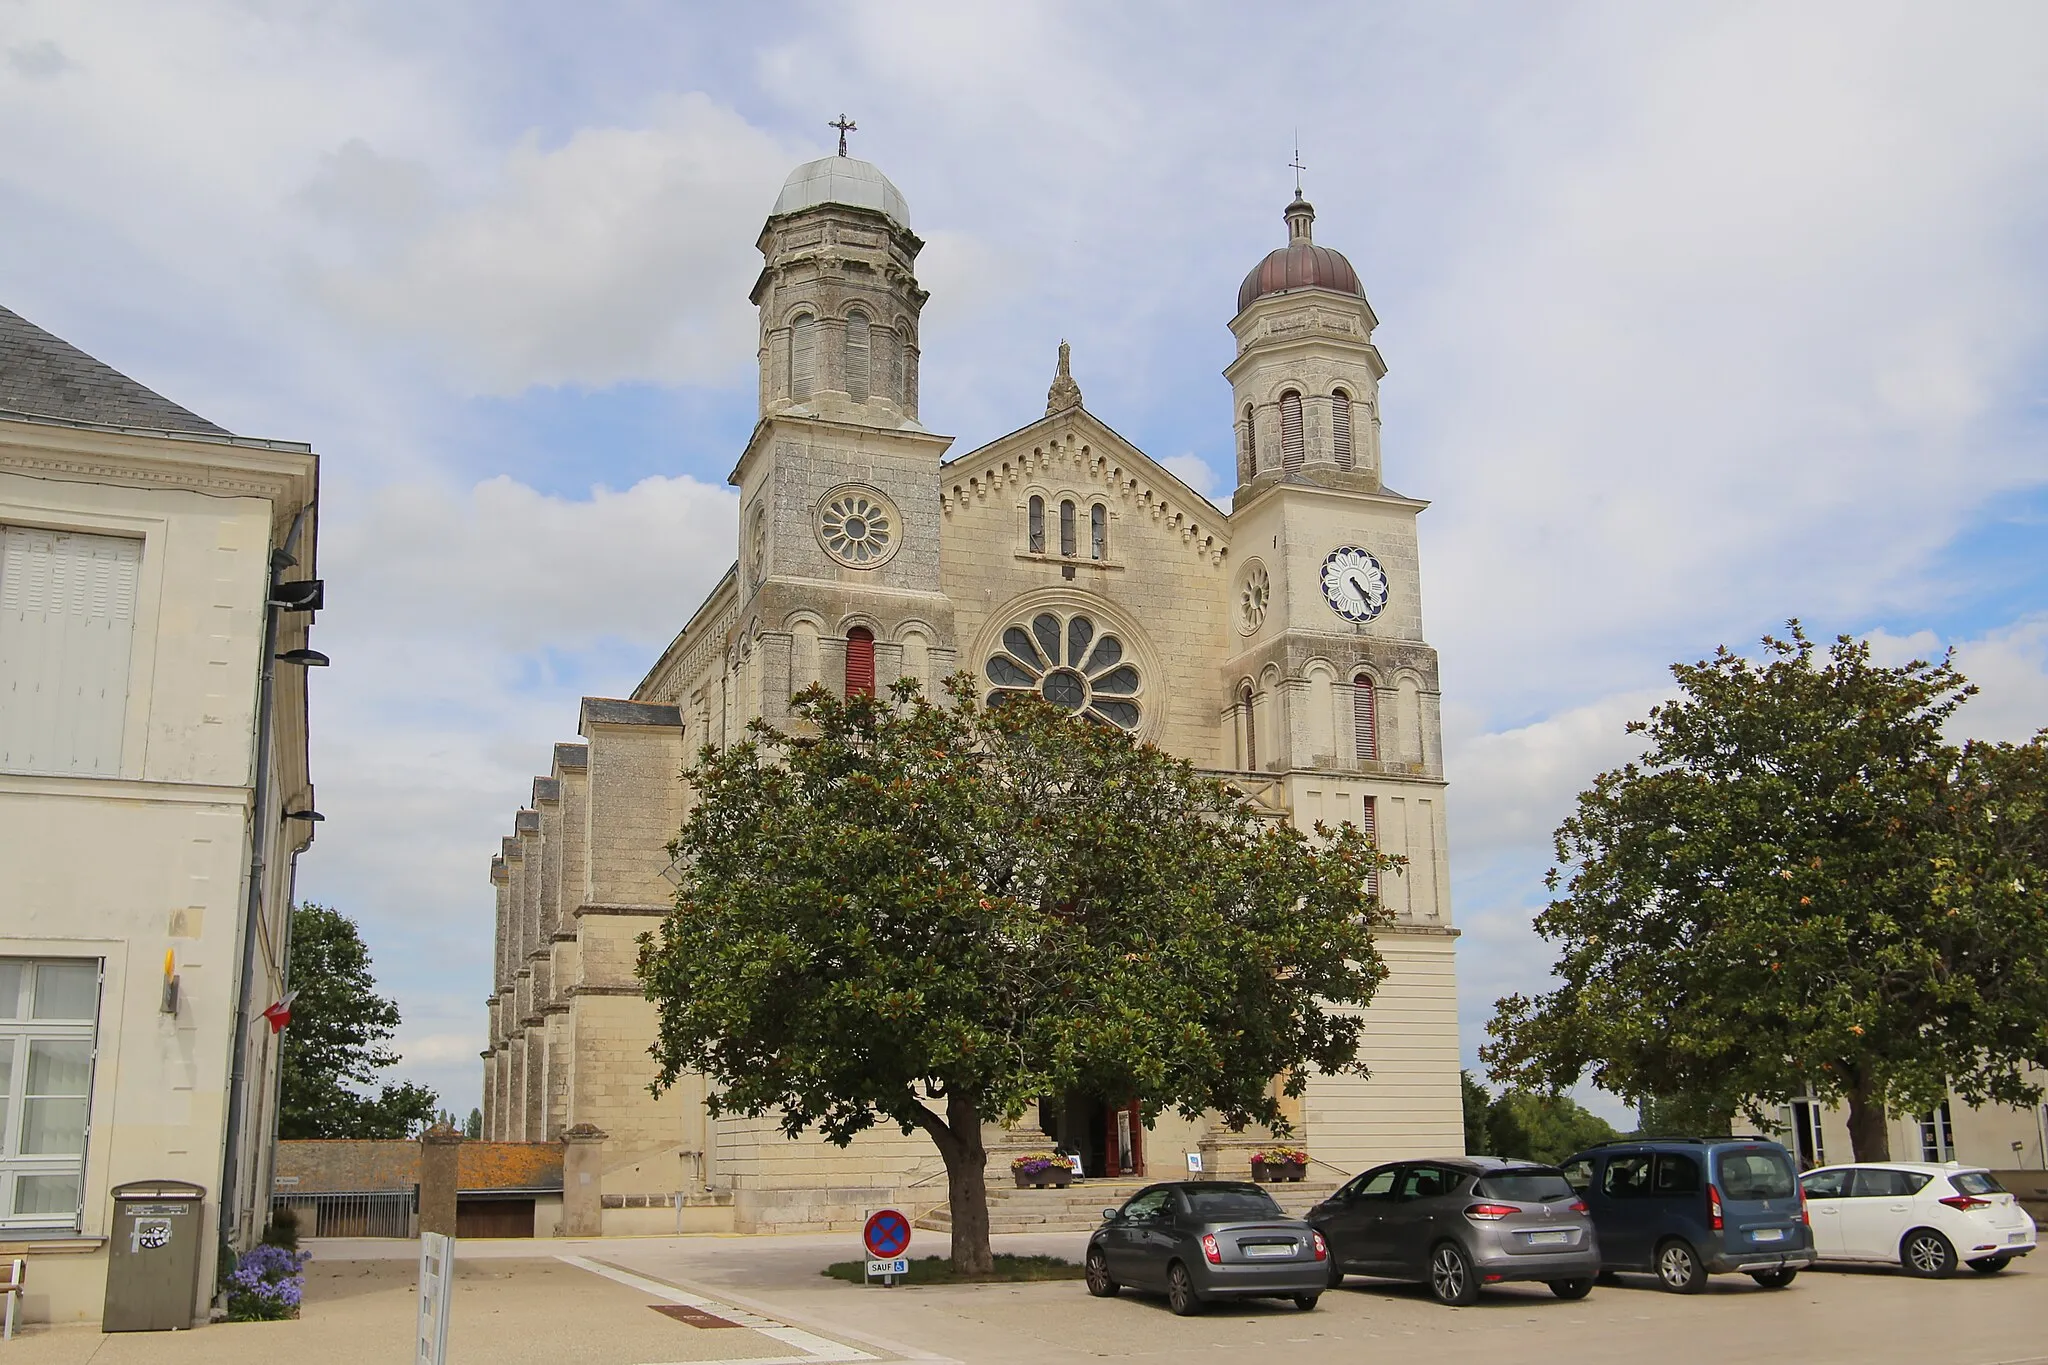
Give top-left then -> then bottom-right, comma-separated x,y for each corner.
845,310 -> 871,402
1353,674 -> 1378,762
1059,499 -> 1077,557
1242,403 -> 1257,476
844,627 -> 875,698
889,320 -> 908,401
1332,390 -> 1354,470
1028,496 -> 1046,553
1240,683 -> 1257,770
789,313 -> 816,401
1090,503 -> 1107,560
1280,391 -> 1304,471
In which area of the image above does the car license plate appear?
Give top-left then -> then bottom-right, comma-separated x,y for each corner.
2009,1233 -> 2029,1244
1753,1228 -> 1785,1243
1245,1243 -> 1294,1258
1526,1230 -> 1571,1246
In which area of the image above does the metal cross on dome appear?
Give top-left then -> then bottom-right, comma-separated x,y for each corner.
1289,139 -> 1307,197
830,114 -> 858,157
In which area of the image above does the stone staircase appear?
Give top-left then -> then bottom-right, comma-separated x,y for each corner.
916,1176 -> 1344,1234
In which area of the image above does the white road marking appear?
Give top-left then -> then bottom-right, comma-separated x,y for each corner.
557,1254 -> 875,1362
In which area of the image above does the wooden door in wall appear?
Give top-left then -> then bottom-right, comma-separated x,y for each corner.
1105,1101 -> 1144,1177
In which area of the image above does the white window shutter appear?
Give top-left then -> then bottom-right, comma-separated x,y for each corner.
0,527 -> 140,775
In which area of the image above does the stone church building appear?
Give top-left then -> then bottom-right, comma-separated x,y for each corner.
480,147 -> 1462,1232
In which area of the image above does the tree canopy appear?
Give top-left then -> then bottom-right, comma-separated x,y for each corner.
638,677 -> 1392,1272
279,903 -> 438,1139
1483,625 -> 2048,1161
1461,1072 -> 1617,1165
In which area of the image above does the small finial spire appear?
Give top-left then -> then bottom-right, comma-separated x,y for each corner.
1045,338 -> 1083,416
830,114 -> 858,157
1289,135 -> 1306,198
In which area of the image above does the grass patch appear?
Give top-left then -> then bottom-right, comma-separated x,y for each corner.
822,1254 -> 1082,1286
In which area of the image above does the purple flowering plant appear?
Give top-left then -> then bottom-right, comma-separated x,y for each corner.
225,1243 -> 310,1321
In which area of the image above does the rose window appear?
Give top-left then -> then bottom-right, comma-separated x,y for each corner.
818,489 -> 897,567
984,611 -> 1142,730
1237,560 -> 1270,635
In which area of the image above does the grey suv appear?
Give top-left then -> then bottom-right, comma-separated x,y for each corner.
1306,1157 -> 1602,1306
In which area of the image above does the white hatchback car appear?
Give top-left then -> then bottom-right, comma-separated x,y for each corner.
1799,1163 -> 2036,1276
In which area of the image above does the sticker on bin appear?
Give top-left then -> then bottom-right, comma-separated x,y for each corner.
134,1219 -> 172,1251
867,1258 -> 908,1276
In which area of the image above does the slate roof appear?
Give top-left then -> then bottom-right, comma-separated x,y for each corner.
0,303 -> 229,436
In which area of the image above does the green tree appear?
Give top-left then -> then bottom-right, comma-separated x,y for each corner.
1461,1071 -> 1492,1155
466,1107 -> 483,1139
279,903 -> 438,1139
1483,625 -> 2048,1161
1482,1090 -> 1618,1165
1630,1091 -> 1734,1139
638,678 -> 1392,1274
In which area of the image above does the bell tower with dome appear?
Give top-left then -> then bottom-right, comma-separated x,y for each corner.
727,141 -> 958,730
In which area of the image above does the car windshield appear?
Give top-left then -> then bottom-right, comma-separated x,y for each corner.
1183,1188 -> 1283,1220
1716,1148 -> 1796,1200
1474,1171 -> 1576,1202
1951,1171 -> 2007,1196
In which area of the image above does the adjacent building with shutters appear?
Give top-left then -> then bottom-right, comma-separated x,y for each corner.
0,306 -> 319,1323
478,148 -> 1460,1232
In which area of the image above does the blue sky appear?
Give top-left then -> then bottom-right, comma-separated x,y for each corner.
2,1 -> 2044,1123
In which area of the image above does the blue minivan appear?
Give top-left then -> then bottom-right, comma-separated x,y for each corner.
1561,1138 -> 1813,1292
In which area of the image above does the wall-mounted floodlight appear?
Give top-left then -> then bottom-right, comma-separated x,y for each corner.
283,809 -> 325,823
275,649 -> 330,667
270,579 -> 325,612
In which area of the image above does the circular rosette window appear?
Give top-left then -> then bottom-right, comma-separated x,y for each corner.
1236,559 -> 1271,635
816,486 -> 900,568
984,611 -> 1142,730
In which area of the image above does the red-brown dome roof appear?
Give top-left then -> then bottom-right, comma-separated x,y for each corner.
1236,195 -> 1365,313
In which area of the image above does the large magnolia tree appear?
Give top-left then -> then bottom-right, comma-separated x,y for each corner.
638,677 -> 1391,1273
1484,626 -> 2048,1160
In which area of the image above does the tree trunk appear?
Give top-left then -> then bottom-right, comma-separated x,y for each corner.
1845,1081 -> 1892,1162
909,1090 -> 994,1275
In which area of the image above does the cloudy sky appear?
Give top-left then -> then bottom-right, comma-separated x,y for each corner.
3,2 -> 2044,1122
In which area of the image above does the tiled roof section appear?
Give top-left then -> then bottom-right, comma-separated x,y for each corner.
553,742 -> 589,771
0,303 -> 230,435
581,698 -> 684,728
273,1140 -> 564,1194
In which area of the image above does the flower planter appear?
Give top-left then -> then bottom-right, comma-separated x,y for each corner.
1252,1159 -> 1308,1183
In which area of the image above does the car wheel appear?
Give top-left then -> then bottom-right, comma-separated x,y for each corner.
1084,1248 -> 1119,1298
1167,1261 -> 1204,1316
1429,1242 -> 1480,1307
1750,1268 -> 1798,1289
1901,1228 -> 1958,1278
1968,1255 -> 2011,1275
1293,1293 -> 1320,1311
1548,1277 -> 1593,1301
1654,1239 -> 1707,1294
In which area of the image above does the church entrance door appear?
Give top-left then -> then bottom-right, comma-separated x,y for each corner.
1044,1094 -> 1145,1178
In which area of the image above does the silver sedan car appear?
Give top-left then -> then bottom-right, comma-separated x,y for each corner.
1308,1157 -> 1602,1305
1086,1181 -> 1329,1315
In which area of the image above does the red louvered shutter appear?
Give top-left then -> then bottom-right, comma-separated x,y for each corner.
1361,795 -> 1380,899
845,628 -> 876,697
1353,676 -> 1378,762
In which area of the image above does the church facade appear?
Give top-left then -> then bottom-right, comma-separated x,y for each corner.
479,149 -> 1463,1232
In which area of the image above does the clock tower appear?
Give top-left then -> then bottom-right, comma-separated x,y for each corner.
1220,191 -> 1449,929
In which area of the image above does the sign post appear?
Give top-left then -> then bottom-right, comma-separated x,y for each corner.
416,1231 -> 454,1365
861,1208 -> 912,1287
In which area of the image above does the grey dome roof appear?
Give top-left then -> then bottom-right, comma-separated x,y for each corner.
772,156 -> 911,229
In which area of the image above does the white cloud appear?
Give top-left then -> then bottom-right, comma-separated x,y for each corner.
1160,453 -> 1228,511
1870,616 -> 2048,745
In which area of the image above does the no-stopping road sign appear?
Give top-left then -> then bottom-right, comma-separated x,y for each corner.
863,1208 -> 912,1260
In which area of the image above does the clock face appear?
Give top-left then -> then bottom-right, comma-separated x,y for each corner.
1320,546 -> 1390,624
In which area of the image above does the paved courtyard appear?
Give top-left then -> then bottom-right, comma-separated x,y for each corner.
5,1231 -> 2043,1364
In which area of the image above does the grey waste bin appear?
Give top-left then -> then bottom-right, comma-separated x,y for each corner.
102,1180 -> 206,1332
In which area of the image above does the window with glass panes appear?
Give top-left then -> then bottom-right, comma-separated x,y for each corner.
0,959 -> 101,1231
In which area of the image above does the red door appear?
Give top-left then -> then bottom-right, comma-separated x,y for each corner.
1104,1101 -> 1144,1177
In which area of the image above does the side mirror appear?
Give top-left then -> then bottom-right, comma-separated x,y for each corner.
1102,1207 -> 1120,1223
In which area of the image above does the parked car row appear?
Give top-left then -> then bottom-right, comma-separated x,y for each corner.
1083,1136 -> 2037,1315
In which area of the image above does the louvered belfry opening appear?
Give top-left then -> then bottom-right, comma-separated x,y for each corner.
845,627 -> 876,697
789,313 -> 817,401
1361,795 -> 1380,899
844,310 -> 871,402
1242,404 -> 1257,475
1280,391 -> 1304,471
1332,391 -> 1353,470
1353,674 -> 1378,762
